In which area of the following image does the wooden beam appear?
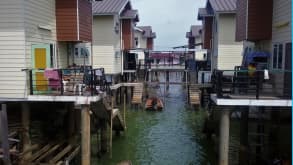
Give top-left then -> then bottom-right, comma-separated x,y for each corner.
0,103 -> 11,164
64,145 -> 80,164
20,102 -> 31,164
50,144 -> 72,163
81,105 -> 91,165
35,143 -> 63,163
28,143 -> 53,162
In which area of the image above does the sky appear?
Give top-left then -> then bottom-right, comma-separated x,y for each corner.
131,0 -> 206,51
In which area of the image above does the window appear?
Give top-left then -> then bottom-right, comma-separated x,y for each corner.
135,37 -> 138,47
272,43 -> 283,69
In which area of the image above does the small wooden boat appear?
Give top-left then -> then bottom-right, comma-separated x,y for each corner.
145,97 -> 163,111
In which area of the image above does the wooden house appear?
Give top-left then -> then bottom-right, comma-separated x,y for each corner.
0,0 -> 92,99
137,26 -> 156,50
92,0 -> 139,80
198,0 -> 243,71
236,0 -> 292,96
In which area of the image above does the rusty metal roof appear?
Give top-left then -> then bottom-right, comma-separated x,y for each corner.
121,9 -> 139,22
138,26 -> 156,38
208,0 -> 236,12
92,0 -> 129,15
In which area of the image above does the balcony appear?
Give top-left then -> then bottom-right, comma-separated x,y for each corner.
27,67 -> 109,97
211,68 -> 292,107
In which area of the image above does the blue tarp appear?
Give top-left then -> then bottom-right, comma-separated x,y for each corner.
244,51 -> 270,64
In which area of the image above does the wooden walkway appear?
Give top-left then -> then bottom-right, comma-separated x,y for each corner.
131,84 -> 143,105
189,84 -> 201,105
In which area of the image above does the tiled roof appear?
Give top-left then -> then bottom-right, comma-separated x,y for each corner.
138,26 -> 156,38
121,9 -> 139,21
208,0 -> 236,12
92,0 -> 129,15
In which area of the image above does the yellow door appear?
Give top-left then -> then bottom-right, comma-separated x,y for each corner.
32,45 -> 51,92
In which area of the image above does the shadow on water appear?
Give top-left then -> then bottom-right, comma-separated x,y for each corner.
93,84 -> 217,165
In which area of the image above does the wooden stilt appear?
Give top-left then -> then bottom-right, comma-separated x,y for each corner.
20,103 -> 31,164
81,105 -> 90,165
239,108 -> 249,165
109,96 -> 114,158
124,93 -> 126,129
67,103 -> 75,143
219,109 -> 230,165
0,103 -> 11,165
100,119 -> 107,153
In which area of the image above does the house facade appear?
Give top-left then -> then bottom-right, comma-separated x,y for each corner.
0,0 -> 92,99
92,0 -> 139,79
198,0 -> 243,71
235,0 -> 292,96
137,26 -> 156,50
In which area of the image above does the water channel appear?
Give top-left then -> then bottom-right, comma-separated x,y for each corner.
92,75 -> 218,165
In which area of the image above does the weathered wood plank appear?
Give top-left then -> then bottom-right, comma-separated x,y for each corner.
50,145 -> 72,163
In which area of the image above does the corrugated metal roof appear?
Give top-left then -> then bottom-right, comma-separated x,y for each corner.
121,9 -> 139,21
92,0 -> 129,15
198,8 -> 213,20
208,0 -> 236,12
138,26 -> 156,38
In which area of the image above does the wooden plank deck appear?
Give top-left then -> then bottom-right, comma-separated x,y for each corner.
189,85 -> 201,105
131,84 -> 143,104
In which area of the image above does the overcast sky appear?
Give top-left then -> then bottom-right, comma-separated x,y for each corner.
132,0 -> 206,50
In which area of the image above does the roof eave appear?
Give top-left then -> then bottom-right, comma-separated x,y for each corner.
215,10 -> 236,14
118,0 -> 130,15
93,13 -> 117,16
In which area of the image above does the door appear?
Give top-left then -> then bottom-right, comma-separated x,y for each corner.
284,43 -> 291,98
32,45 -> 51,92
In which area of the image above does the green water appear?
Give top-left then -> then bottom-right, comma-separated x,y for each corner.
93,84 -> 217,165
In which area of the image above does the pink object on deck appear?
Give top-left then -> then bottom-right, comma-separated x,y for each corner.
44,69 -> 61,89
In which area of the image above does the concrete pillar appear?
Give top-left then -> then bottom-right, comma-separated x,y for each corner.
81,105 -> 91,165
21,103 -> 31,164
219,109 -> 230,165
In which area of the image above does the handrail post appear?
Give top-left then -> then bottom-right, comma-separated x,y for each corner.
60,69 -> 64,95
256,70 -> 260,99
216,70 -> 223,98
29,70 -> 33,95
91,69 -> 94,96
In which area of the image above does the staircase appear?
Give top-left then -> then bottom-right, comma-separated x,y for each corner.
189,84 -> 201,105
92,97 -> 125,131
131,84 -> 144,105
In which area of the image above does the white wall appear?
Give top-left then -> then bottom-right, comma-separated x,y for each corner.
272,0 -> 291,70
271,0 -> 291,95
216,14 -> 243,70
92,16 -> 121,74
24,0 -> 57,68
135,30 -> 147,49
0,0 -> 26,98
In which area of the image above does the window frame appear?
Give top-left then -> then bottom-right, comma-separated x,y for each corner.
272,43 -> 284,70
